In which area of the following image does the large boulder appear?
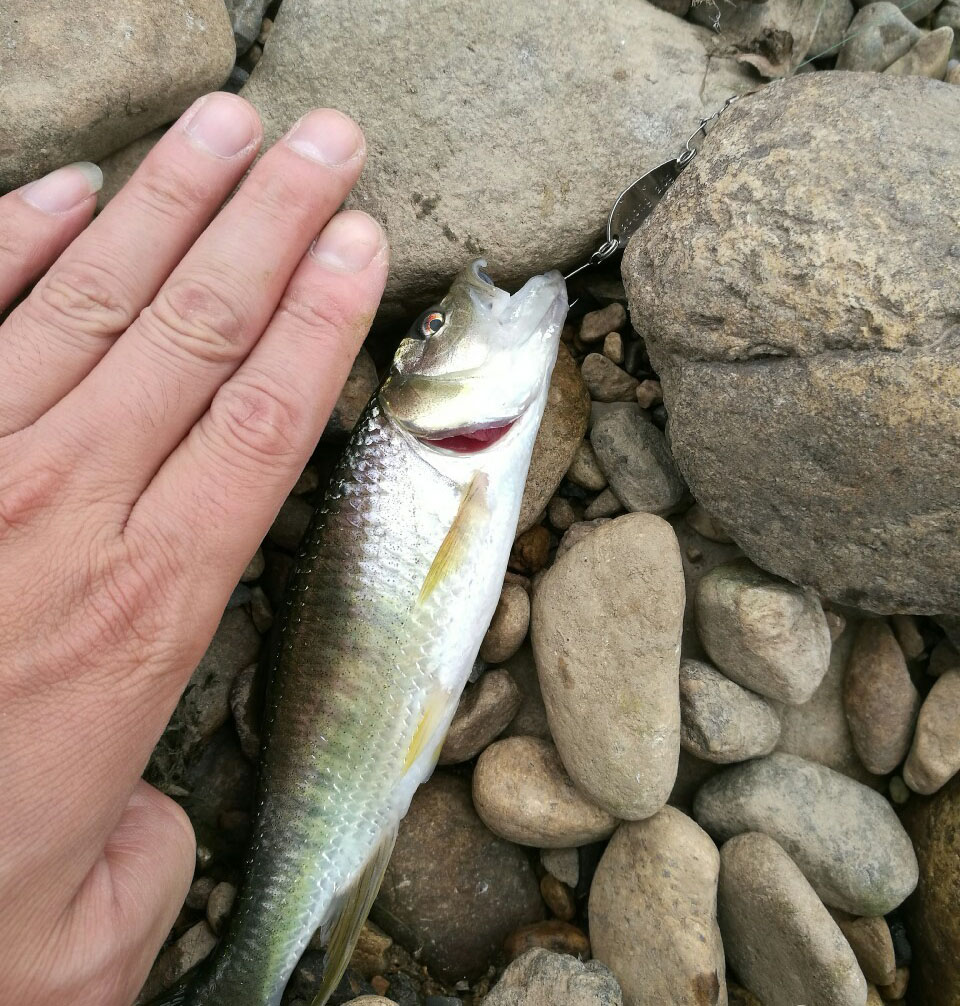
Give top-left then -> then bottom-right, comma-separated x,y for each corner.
241,0 -> 753,309
623,72 -> 960,614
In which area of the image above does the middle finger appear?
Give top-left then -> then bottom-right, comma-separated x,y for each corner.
53,107 -> 366,495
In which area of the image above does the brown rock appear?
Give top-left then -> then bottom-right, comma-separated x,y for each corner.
603,332 -> 624,365
635,378 -> 663,410
929,638 -> 960,676
843,619 -> 920,774
547,496 -> 579,531
509,525 -> 551,575
479,582 -> 531,663
540,874 -> 576,921
684,502 -> 732,544
137,922 -> 218,1002
831,912 -> 896,986
439,668 -> 521,764
498,644 -> 552,741
878,966 -> 909,1000
504,920 -> 590,962
903,669 -> 960,794
580,303 -> 626,343
581,354 -> 638,403
348,921 -> 393,978
566,440 -> 608,491
891,614 -> 925,660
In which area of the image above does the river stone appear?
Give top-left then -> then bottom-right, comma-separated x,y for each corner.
695,559 -> 831,705
810,0 -> 856,56
0,1 -> 234,190
718,833 -> 868,1006
531,513 -> 684,818
566,441 -> 608,492
831,912 -> 897,987
483,949 -> 623,1006
473,736 -> 619,847
373,773 -> 543,982
694,753 -> 918,915
589,809 -> 727,1006
240,0 -> 752,310
623,72 -> 960,614
479,581 -> 531,664
589,404 -> 686,516
438,668 -> 521,764
498,644 -> 552,741
885,26 -> 954,78
225,0 -> 270,53
679,658 -> 781,763
516,344 -> 590,535
903,669 -> 960,794
836,4 -> 922,69
935,1 -> 960,60
853,0 -> 940,22
903,773 -> 960,1006
842,619 -> 920,775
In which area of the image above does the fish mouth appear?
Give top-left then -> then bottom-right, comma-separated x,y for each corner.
419,418 -> 517,454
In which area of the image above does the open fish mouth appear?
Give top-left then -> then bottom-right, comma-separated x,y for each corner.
419,418 -> 517,454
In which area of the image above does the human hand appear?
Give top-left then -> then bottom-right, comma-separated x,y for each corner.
0,92 -> 388,1006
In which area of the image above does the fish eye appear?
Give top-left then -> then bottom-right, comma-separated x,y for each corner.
420,310 -> 446,338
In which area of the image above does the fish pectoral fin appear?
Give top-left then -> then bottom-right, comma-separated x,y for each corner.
404,687 -> 456,772
310,827 -> 398,1006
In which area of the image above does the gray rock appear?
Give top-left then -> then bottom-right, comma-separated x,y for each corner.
517,345 -> 591,535
853,0 -> 940,22
694,752 -> 919,915
225,0 -> 271,53
684,503 -> 733,544
373,773 -> 543,982
590,809 -> 727,1006
229,662 -> 262,762
473,737 -> 619,847
680,658 -> 781,764
240,0 -> 753,309
809,0 -> 856,57
137,921 -> 218,1002
323,349 -> 379,440
0,1 -> 234,190
498,644 -> 552,741
483,949 -> 623,1006
934,0 -> 960,60
266,494 -> 314,552
624,72 -> 960,614
566,441 -> 608,492
603,332 -> 624,366
541,847 -> 580,888
581,355 -> 638,403
903,669 -> 960,794
532,514 -> 685,819
206,881 -> 236,935
590,404 -> 686,516
479,582 -> 530,664
547,496 -> 578,532
836,3 -> 922,69
438,668 -> 521,764
695,559 -> 831,705
718,833 -> 868,1006
885,26 -> 954,78
669,748 -> 724,813
582,489 -> 623,521
555,518 -> 612,559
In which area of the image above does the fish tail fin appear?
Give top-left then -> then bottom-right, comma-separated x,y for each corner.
310,826 -> 398,1006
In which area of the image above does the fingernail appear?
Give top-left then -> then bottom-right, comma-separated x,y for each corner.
21,162 -> 102,213
310,211 -> 385,273
182,92 -> 259,158
285,108 -> 363,166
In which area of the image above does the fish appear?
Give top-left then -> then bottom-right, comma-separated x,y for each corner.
153,259 -> 568,1006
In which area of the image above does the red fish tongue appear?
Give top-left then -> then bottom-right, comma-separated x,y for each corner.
423,421 -> 514,454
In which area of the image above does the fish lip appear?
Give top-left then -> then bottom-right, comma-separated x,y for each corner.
415,415 -> 522,454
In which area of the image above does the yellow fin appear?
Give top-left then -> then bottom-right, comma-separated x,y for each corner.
310,827 -> 398,1006
417,471 -> 489,605
404,688 -> 454,772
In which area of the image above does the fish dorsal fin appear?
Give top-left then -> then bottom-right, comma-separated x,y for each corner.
309,827 -> 398,1006
417,471 -> 489,605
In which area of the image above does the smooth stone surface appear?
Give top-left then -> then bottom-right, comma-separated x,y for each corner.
517,344 -> 591,534
225,0 -> 270,52
684,503 -> 733,544
853,0 -> 940,21
479,582 -> 531,664
623,72 -> 960,613
695,559 -> 831,705
836,4 -> 922,69
832,913 -> 897,986
566,440 -> 608,492
903,669 -> 960,794
581,355 -> 638,403
98,127 -> 167,207
503,920 -> 590,962
694,753 -> 918,915
373,773 -> 543,982
903,772 -> 960,1005
539,873 -> 576,920
810,0 -> 856,55
1,1 -> 234,190
580,303 -> 627,344
843,620 -> 920,774
583,489 -> 623,521
719,833 -> 868,1006
532,514 -> 684,818
438,668 -> 521,764
137,921 -> 218,1001
590,809 -> 727,1006
590,404 -> 686,516
498,644 -> 552,741
680,658 -> 781,763
541,847 -> 580,888
935,0 -> 960,59
483,949 -> 623,1006
885,26 -> 953,78
473,737 -> 619,847
241,0 -> 751,309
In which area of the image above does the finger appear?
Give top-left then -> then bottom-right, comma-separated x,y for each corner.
130,210 -> 387,600
0,163 -> 100,316
57,107 -> 366,496
0,92 -> 262,437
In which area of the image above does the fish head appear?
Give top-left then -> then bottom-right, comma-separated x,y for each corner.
379,259 -> 567,454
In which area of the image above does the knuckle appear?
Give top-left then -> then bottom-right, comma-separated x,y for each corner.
276,286 -> 358,350
133,156 -> 214,220
142,272 -> 250,365
32,259 -> 134,336
243,167 -> 308,226
0,435 -> 63,538
84,553 -> 168,656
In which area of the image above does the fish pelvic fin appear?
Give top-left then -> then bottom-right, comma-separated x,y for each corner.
417,471 -> 490,605
404,687 -> 455,772
310,827 -> 398,1006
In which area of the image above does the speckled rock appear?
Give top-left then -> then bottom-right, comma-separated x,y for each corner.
590,809 -> 727,1006
935,0 -> 960,59
903,669 -> 960,794
483,949 -> 624,1006
225,0 -> 271,52
541,847 -> 580,888
532,514 -> 684,819
137,921 -> 218,1002
581,355 -> 638,403
694,753 -> 918,915
695,559 -> 831,705
589,404 -> 686,516
503,920 -> 590,962
583,489 -> 623,521
623,72 -> 960,613
853,0 -> 940,23
373,773 -> 543,982
241,0 -> 751,309
517,345 -> 591,534
473,737 -> 619,847
680,658 -> 781,764
718,833 -> 868,1006
580,303 -> 627,344
566,441 -> 608,492
439,668 -> 521,764
885,26 -> 954,78
479,582 -> 531,664
810,0 -> 856,55
836,4 -> 922,69
842,619 -> 920,774
0,1 -> 234,190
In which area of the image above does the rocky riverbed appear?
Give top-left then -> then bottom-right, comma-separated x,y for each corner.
4,1 -> 960,1004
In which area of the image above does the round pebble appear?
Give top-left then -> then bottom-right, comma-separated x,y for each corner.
479,581 -> 531,663
206,881 -> 236,935
540,873 -> 576,921
579,302 -> 626,343
581,354 -> 638,402
438,668 -> 521,765
903,669 -> 960,794
503,920 -> 590,962
566,440 -> 608,491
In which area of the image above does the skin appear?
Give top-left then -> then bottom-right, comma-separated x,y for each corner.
0,91 -> 389,1006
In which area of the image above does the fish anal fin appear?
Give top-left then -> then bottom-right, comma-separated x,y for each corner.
310,827 -> 398,1006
